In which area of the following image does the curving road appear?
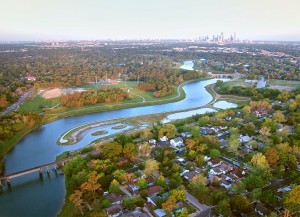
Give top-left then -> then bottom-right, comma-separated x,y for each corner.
1,88 -> 34,116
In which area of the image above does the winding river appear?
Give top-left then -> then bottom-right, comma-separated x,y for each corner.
0,79 -> 219,217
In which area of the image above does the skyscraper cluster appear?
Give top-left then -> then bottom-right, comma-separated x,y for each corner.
198,32 -> 238,43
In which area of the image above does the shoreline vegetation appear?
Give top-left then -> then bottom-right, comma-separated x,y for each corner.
0,78 -> 206,174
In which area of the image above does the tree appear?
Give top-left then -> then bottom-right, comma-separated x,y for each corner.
108,179 -> 120,193
198,116 -> 210,127
251,153 -> 270,170
210,149 -> 221,159
185,138 -> 196,150
123,143 -> 138,161
162,195 -> 178,215
156,175 -> 165,186
230,195 -> 251,213
171,188 -> 186,201
144,159 -> 159,177
212,190 -> 228,205
265,148 -> 279,168
284,185 -> 300,211
216,199 -> 232,217
69,190 -> 84,214
136,178 -> 147,189
191,173 -> 207,187
140,128 -> 153,139
158,124 -> 176,139
101,142 -> 122,161
273,111 -> 286,123
122,198 -> 135,210
228,127 -> 240,154
139,143 -> 152,157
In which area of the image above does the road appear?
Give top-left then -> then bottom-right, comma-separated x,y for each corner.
1,88 -> 34,116
185,191 -> 210,211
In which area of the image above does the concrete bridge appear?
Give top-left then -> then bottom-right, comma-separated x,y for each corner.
0,150 -> 100,190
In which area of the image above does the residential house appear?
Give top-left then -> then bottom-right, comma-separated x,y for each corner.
160,136 -> 168,142
219,139 -> 228,148
147,185 -> 163,196
154,209 -> 166,217
209,167 -> 223,176
103,204 -> 123,217
255,203 -> 271,216
170,137 -> 184,148
26,75 -> 36,81
240,135 -> 252,143
105,193 -> 127,205
220,179 -> 232,189
181,132 -> 192,138
128,183 -> 139,192
149,139 -> 156,146
183,171 -> 198,181
147,192 -> 168,206
207,158 -> 223,168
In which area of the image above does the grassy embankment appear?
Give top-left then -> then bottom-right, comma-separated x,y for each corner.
0,79 -> 204,174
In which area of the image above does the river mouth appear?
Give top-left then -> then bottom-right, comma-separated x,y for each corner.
0,78 -> 223,217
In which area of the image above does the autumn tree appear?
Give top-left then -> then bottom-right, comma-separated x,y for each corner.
143,159 -> 159,177
251,153 -> 270,170
123,143 -> 138,161
185,138 -> 196,150
101,142 -> 122,161
136,178 -> 147,189
284,185 -> 300,212
265,148 -> 280,168
273,110 -> 286,123
158,124 -> 176,139
69,190 -> 84,214
228,127 -> 240,155
191,173 -> 207,187
162,195 -> 178,215
139,143 -> 152,157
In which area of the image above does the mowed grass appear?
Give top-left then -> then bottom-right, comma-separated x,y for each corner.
223,78 -> 256,88
18,93 -> 60,113
130,86 -> 180,101
82,80 -> 138,89
267,79 -> 300,88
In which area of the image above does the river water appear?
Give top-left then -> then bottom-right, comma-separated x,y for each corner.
0,79 -> 219,217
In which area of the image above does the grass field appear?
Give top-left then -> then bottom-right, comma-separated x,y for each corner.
267,79 -> 300,89
81,80 -> 138,89
222,78 -> 256,88
18,94 -> 60,113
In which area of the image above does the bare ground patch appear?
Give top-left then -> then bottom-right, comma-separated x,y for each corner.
41,88 -> 64,99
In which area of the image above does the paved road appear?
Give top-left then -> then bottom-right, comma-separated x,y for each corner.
185,191 -> 210,211
1,88 -> 34,116
120,185 -> 133,198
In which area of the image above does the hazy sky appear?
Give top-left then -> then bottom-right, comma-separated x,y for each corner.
0,0 -> 299,41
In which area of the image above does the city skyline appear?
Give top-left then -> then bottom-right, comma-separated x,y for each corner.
0,0 -> 300,42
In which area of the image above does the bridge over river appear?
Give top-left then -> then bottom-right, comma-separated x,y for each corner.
0,150 -> 100,190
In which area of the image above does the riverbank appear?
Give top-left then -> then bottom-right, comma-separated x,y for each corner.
0,78 -> 208,174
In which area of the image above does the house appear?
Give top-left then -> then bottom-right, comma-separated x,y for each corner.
255,203 -> 271,216
219,139 -> 228,148
172,201 -> 184,214
219,163 -> 234,173
146,176 -> 155,187
149,139 -> 156,145
207,158 -> 223,168
200,127 -> 214,135
128,183 -> 139,192
147,185 -> 163,196
154,209 -> 166,217
181,132 -> 192,138
26,75 -> 36,81
184,171 -> 198,181
220,179 -> 232,189
126,209 -> 149,217
103,204 -> 123,217
105,193 -> 127,205
147,192 -> 168,206
157,141 -> 170,147
160,136 -> 168,142
170,137 -> 184,147
240,135 -> 252,143
209,167 -> 224,176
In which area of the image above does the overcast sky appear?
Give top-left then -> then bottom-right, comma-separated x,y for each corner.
0,0 -> 299,41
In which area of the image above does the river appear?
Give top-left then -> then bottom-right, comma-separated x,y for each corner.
0,78 -> 219,217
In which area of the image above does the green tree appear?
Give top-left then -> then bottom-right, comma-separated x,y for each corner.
156,175 -> 165,186
216,199 -> 232,217
101,142 -> 122,161
228,127 -> 240,155
122,198 -> 135,210
108,179 -> 120,193
230,195 -> 251,213
136,178 -> 148,189
210,149 -> 221,159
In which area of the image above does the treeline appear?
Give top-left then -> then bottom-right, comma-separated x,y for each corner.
214,80 -> 281,100
60,88 -> 130,108
137,80 -> 174,98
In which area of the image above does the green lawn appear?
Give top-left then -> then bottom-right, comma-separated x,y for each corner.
223,79 -> 256,88
18,93 -> 60,113
267,79 -> 300,88
81,80 -> 138,89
